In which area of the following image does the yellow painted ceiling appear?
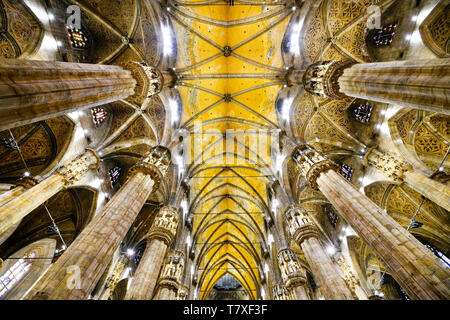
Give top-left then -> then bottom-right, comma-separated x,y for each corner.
170,1 -> 292,299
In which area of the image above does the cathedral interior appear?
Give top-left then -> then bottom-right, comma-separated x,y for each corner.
0,0 -> 449,301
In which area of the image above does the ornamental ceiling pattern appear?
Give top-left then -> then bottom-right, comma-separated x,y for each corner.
170,0 -> 293,299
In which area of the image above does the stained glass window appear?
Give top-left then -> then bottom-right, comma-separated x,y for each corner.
0,251 -> 36,299
372,23 -> 397,46
109,166 -> 121,185
0,137 -> 18,150
425,244 -> 450,268
351,102 -> 373,124
214,274 -> 241,290
91,108 -> 108,126
323,204 -> 339,228
66,25 -> 89,49
339,164 -> 354,181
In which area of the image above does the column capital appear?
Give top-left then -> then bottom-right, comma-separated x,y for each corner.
176,285 -> 189,300
127,146 -> 171,192
272,283 -> 290,300
364,147 -> 411,183
277,248 -> 307,290
126,62 -> 164,99
158,250 -> 185,291
284,204 -> 320,245
57,149 -> 100,185
302,60 -> 355,99
147,206 -> 179,245
15,176 -> 39,190
293,145 -> 339,190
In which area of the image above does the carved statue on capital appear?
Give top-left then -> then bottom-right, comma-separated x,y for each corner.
147,206 -> 179,245
277,249 -> 307,290
284,204 -> 320,244
176,285 -> 189,300
272,283 -> 291,300
57,149 -> 100,185
336,256 -> 360,300
126,61 -> 164,103
293,145 -> 338,190
302,60 -> 355,99
127,146 -> 171,192
364,147 -> 410,183
159,250 -> 185,292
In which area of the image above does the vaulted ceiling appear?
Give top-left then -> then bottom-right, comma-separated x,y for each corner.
170,1 -> 293,299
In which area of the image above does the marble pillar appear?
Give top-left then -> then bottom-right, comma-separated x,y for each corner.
285,204 -> 353,300
302,58 -> 450,115
26,146 -> 171,300
293,145 -> 450,300
0,58 -> 136,130
125,206 -> 180,300
277,248 -> 310,300
0,149 -> 100,235
365,147 -> 450,211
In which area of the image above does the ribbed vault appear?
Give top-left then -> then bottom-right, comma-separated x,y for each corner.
170,0 -> 292,299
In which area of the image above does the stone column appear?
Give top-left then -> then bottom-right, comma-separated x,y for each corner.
271,283 -> 291,300
302,58 -> 450,115
277,248 -> 310,300
293,145 -> 450,300
154,250 -> 185,300
99,254 -> 129,300
26,146 -> 171,300
125,206 -> 179,300
284,204 -> 353,300
0,58 -> 137,131
0,177 -> 38,207
364,147 -> 450,211
0,149 -> 100,235
335,256 -> 360,300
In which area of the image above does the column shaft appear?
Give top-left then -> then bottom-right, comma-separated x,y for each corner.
26,172 -> 154,300
338,58 -> 450,115
0,151 -> 98,235
317,170 -> 450,300
301,237 -> 353,300
0,58 -> 136,130
404,170 -> 450,211
125,238 -> 167,300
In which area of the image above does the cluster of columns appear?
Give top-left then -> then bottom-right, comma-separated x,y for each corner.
289,145 -> 450,300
